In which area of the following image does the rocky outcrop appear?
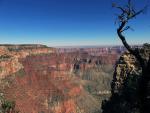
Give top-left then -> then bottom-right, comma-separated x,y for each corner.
111,51 -> 141,93
0,45 -> 55,79
0,56 -> 23,79
0,46 -> 23,79
102,44 -> 150,113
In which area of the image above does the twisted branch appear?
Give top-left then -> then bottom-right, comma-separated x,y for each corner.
114,0 -> 147,68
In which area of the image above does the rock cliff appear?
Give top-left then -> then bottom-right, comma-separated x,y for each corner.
102,44 -> 150,113
0,45 -> 55,79
0,45 -> 122,113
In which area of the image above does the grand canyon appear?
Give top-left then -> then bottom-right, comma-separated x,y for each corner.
0,0 -> 149,113
0,44 -> 126,113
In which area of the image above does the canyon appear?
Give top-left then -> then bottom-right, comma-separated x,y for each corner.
0,44 -> 124,113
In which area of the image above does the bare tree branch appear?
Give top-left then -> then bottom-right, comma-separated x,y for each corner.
128,7 -> 147,20
114,0 -> 148,68
117,21 -> 135,54
121,26 -> 130,32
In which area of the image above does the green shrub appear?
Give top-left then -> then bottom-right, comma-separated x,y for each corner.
0,94 -> 19,113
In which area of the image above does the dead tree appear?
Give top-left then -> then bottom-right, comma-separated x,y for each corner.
113,0 -> 150,113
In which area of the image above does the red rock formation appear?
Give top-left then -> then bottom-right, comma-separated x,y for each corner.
0,45 -> 55,79
0,45 -> 123,113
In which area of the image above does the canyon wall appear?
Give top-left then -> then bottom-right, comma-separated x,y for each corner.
0,45 -> 123,113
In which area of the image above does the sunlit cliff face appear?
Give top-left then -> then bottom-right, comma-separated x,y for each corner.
0,45 -> 122,113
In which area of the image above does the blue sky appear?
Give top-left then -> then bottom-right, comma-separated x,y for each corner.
0,0 -> 149,46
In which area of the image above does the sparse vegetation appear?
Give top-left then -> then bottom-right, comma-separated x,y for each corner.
14,69 -> 26,78
0,93 -> 19,113
0,55 -> 11,61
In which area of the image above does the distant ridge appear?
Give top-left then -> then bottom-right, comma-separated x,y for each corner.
0,44 -> 48,47
54,44 -> 142,48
